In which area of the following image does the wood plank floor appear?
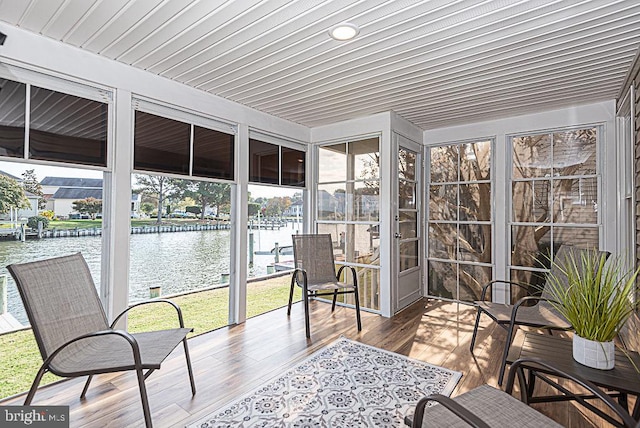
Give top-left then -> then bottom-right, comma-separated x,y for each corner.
0,298 -> 631,427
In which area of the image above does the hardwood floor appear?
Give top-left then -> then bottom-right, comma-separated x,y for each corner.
0,298 -> 631,427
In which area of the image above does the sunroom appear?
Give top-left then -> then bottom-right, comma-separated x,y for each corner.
0,1 -> 639,427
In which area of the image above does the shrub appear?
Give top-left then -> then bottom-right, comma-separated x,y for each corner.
27,215 -> 50,230
40,210 -> 55,220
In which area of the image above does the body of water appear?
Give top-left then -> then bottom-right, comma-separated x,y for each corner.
0,221 -> 301,325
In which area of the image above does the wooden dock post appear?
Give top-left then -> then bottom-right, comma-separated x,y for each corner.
0,274 -> 6,315
149,286 -> 161,298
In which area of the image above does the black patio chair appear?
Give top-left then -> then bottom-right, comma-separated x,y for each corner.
405,357 -> 638,428
7,252 -> 196,428
469,245 -> 609,385
287,234 -> 362,338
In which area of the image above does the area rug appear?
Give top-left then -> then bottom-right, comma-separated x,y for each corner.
188,337 -> 462,427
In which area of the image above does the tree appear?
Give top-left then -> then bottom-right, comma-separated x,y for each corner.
248,202 -> 261,217
182,181 -> 231,220
133,175 -> 183,224
0,175 -> 30,214
21,169 -> 46,209
264,196 -> 291,217
72,197 -> 102,219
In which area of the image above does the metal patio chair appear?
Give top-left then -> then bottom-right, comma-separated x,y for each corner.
469,245 -> 609,385
405,358 -> 637,428
7,252 -> 196,428
287,234 -> 362,338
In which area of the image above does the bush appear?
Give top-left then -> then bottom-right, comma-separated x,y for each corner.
27,216 -> 50,230
40,210 -> 55,220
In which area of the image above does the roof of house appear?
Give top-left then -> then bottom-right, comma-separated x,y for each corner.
52,188 -> 102,200
0,170 -> 23,182
40,177 -> 103,188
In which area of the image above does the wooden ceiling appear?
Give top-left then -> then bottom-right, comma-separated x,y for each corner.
1,0 -> 639,130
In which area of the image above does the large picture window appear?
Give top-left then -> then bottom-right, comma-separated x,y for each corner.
427,140 -> 492,302
249,137 -> 305,187
316,137 -> 380,311
510,127 -> 600,302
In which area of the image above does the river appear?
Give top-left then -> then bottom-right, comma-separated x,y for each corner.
0,222 -> 301,325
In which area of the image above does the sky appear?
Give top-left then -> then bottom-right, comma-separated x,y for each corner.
0,160 -> 301,199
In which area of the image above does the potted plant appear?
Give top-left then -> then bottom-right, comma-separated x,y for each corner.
546,249 -> 639,370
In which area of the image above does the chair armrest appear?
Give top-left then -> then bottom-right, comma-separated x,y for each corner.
406,394 -> 491,428
336,265 -> 357,286
505,357 -> 637,428
292,267 -> 307,288
478,280 -> 530,301
111,298 -> 186,328
43,329 -> 142,370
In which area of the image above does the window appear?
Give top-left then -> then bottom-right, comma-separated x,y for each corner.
249,137 -> 305,187
316,137 -> 380,311
133,106 -> 235,180
0,78 -> 108,167
510,127 -> 599,302
427,140 -> 492,302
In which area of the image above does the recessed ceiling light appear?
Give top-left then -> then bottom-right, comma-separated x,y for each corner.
329,23 -> 359,41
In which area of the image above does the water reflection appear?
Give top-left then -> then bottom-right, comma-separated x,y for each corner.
0,222 -> 301,325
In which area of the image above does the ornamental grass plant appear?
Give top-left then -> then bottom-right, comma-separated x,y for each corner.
546,249 -> 640,343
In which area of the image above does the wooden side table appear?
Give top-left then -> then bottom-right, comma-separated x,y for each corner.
506,332 -> 640,427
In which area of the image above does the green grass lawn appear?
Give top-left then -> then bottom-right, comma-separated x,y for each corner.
0,275 -> 300,400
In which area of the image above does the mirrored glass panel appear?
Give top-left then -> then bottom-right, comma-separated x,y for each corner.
281,146 -> 305,186
399,148 -> 416,181
318,143 -> 346,182
458,224 -> 491,263
510,225 -> 551,268
192,126 -> 234,180
512,134 -> 550,179
399,179 -> 416,210
317,222 -> 346,259
30,85 -> 107,166
512,180 -> 550,223
430,145 -> 458,182
428,223 -> 456,259
461,140 -> 491,181
428,260 -> 457,300
0,79 -> 26,158
399,241 -> 418,272
459,183 -> 490,221
429,184 -> 457,221
399,212 -> 417,239
351,181 -> 379,221
553,128 -> 596,176
459,264 -> 492,302
552,178 -> 597,224
554,226 -> 599,250
249,139 -> 279,184
134,111 -> 190,174
317,183 -> 346,220
350,138 -> 379,180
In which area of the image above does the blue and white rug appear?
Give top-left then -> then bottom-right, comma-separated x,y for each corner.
188,337 -> 462,427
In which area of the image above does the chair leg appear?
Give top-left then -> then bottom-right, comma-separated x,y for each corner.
498,322 -> 517,386
469,309 -> 482,353
135,367 -> 153,428
287,275 -> 296,316
24,364 -> 48,405
353,285 -> 362,332
303,284 -> 311,338
182,338 -> 196,396
80,375 -> 94,399
331,289 -> 338,312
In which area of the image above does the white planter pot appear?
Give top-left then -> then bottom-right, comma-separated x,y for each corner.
572,334 -> 615,370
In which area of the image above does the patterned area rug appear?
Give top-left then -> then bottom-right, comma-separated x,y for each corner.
188,337 -> 462,427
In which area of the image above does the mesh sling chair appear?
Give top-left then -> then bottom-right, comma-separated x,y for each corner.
405,357 -> 638,428
287,234 -> 362,338
469,245 -> 609,386
7,252 -> 196,428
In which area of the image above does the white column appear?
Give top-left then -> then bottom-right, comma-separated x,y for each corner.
230,123 -> 249,324
103,88 -> 133,324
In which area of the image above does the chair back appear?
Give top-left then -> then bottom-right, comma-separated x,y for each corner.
292,234 -> 339,284
7,253 -> 109,362
540,245 -> 610,300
